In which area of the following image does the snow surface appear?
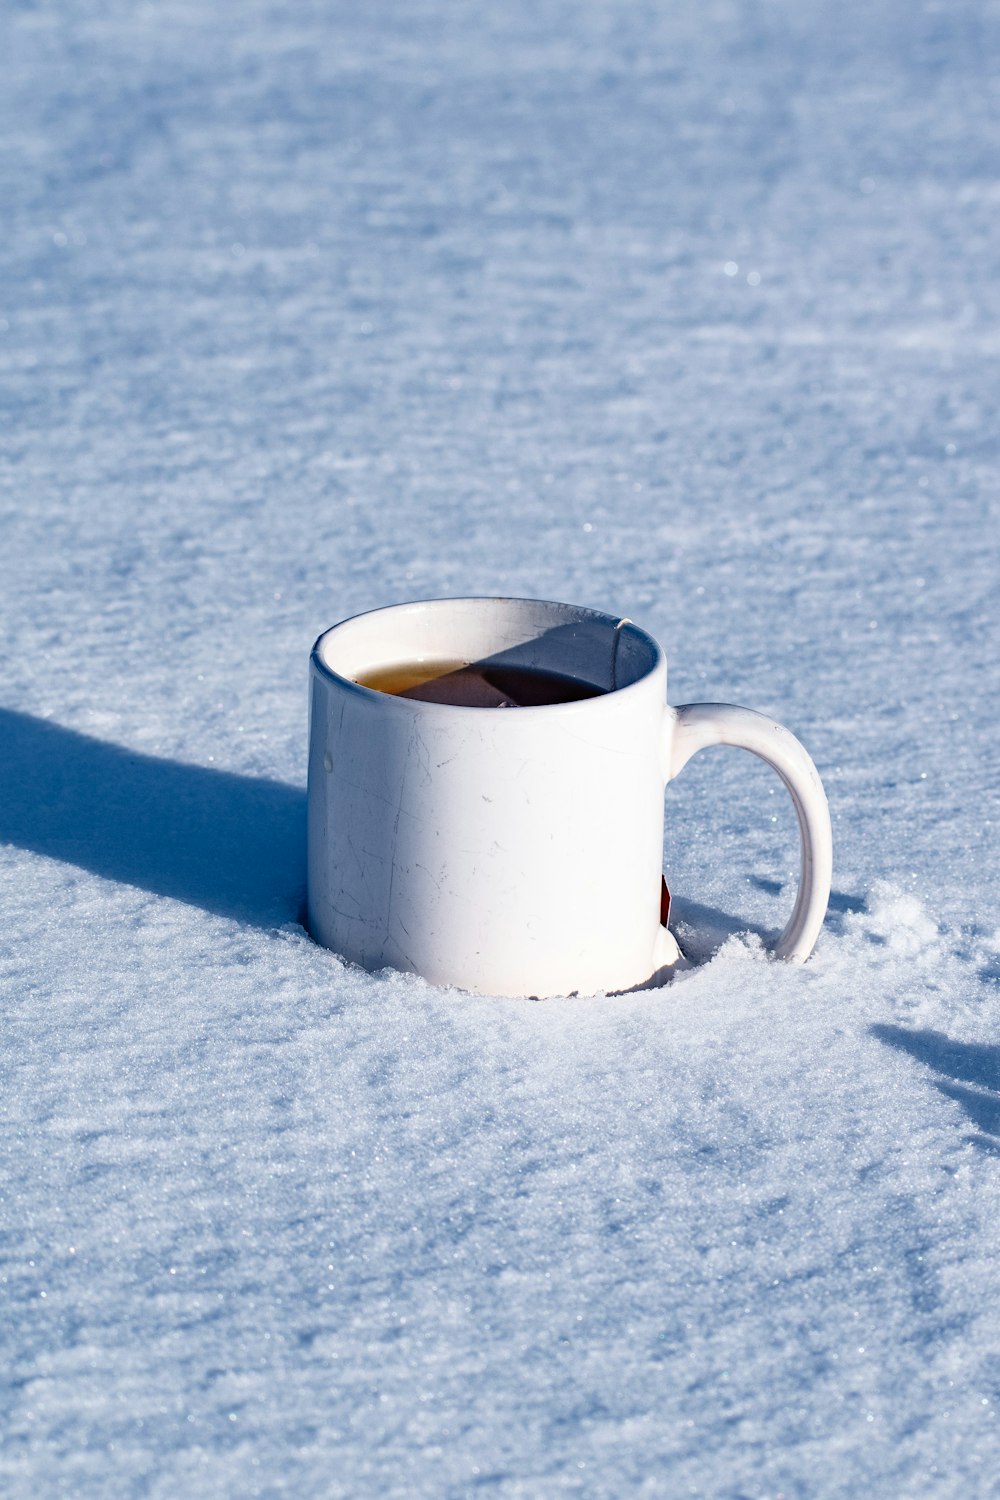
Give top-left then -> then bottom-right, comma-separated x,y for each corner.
2,1 -> 1000,1495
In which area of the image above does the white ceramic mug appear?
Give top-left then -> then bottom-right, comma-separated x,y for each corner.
308,597 -> 832,998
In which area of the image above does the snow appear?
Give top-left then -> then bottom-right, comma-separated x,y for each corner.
2,0 -> 999,1494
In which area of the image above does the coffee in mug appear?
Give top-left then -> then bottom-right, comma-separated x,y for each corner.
354,659 -> 605,707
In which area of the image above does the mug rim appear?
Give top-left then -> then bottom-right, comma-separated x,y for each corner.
310,595 -> 665,714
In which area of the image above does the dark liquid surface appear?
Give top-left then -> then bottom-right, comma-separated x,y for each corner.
354,659 -> 606,707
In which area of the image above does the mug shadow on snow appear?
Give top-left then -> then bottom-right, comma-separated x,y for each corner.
0,708 -> 306,927
1,706 -> 856,969
871,1024 -> 1000,1155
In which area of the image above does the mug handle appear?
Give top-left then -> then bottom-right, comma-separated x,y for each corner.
667,703 -> 833,962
